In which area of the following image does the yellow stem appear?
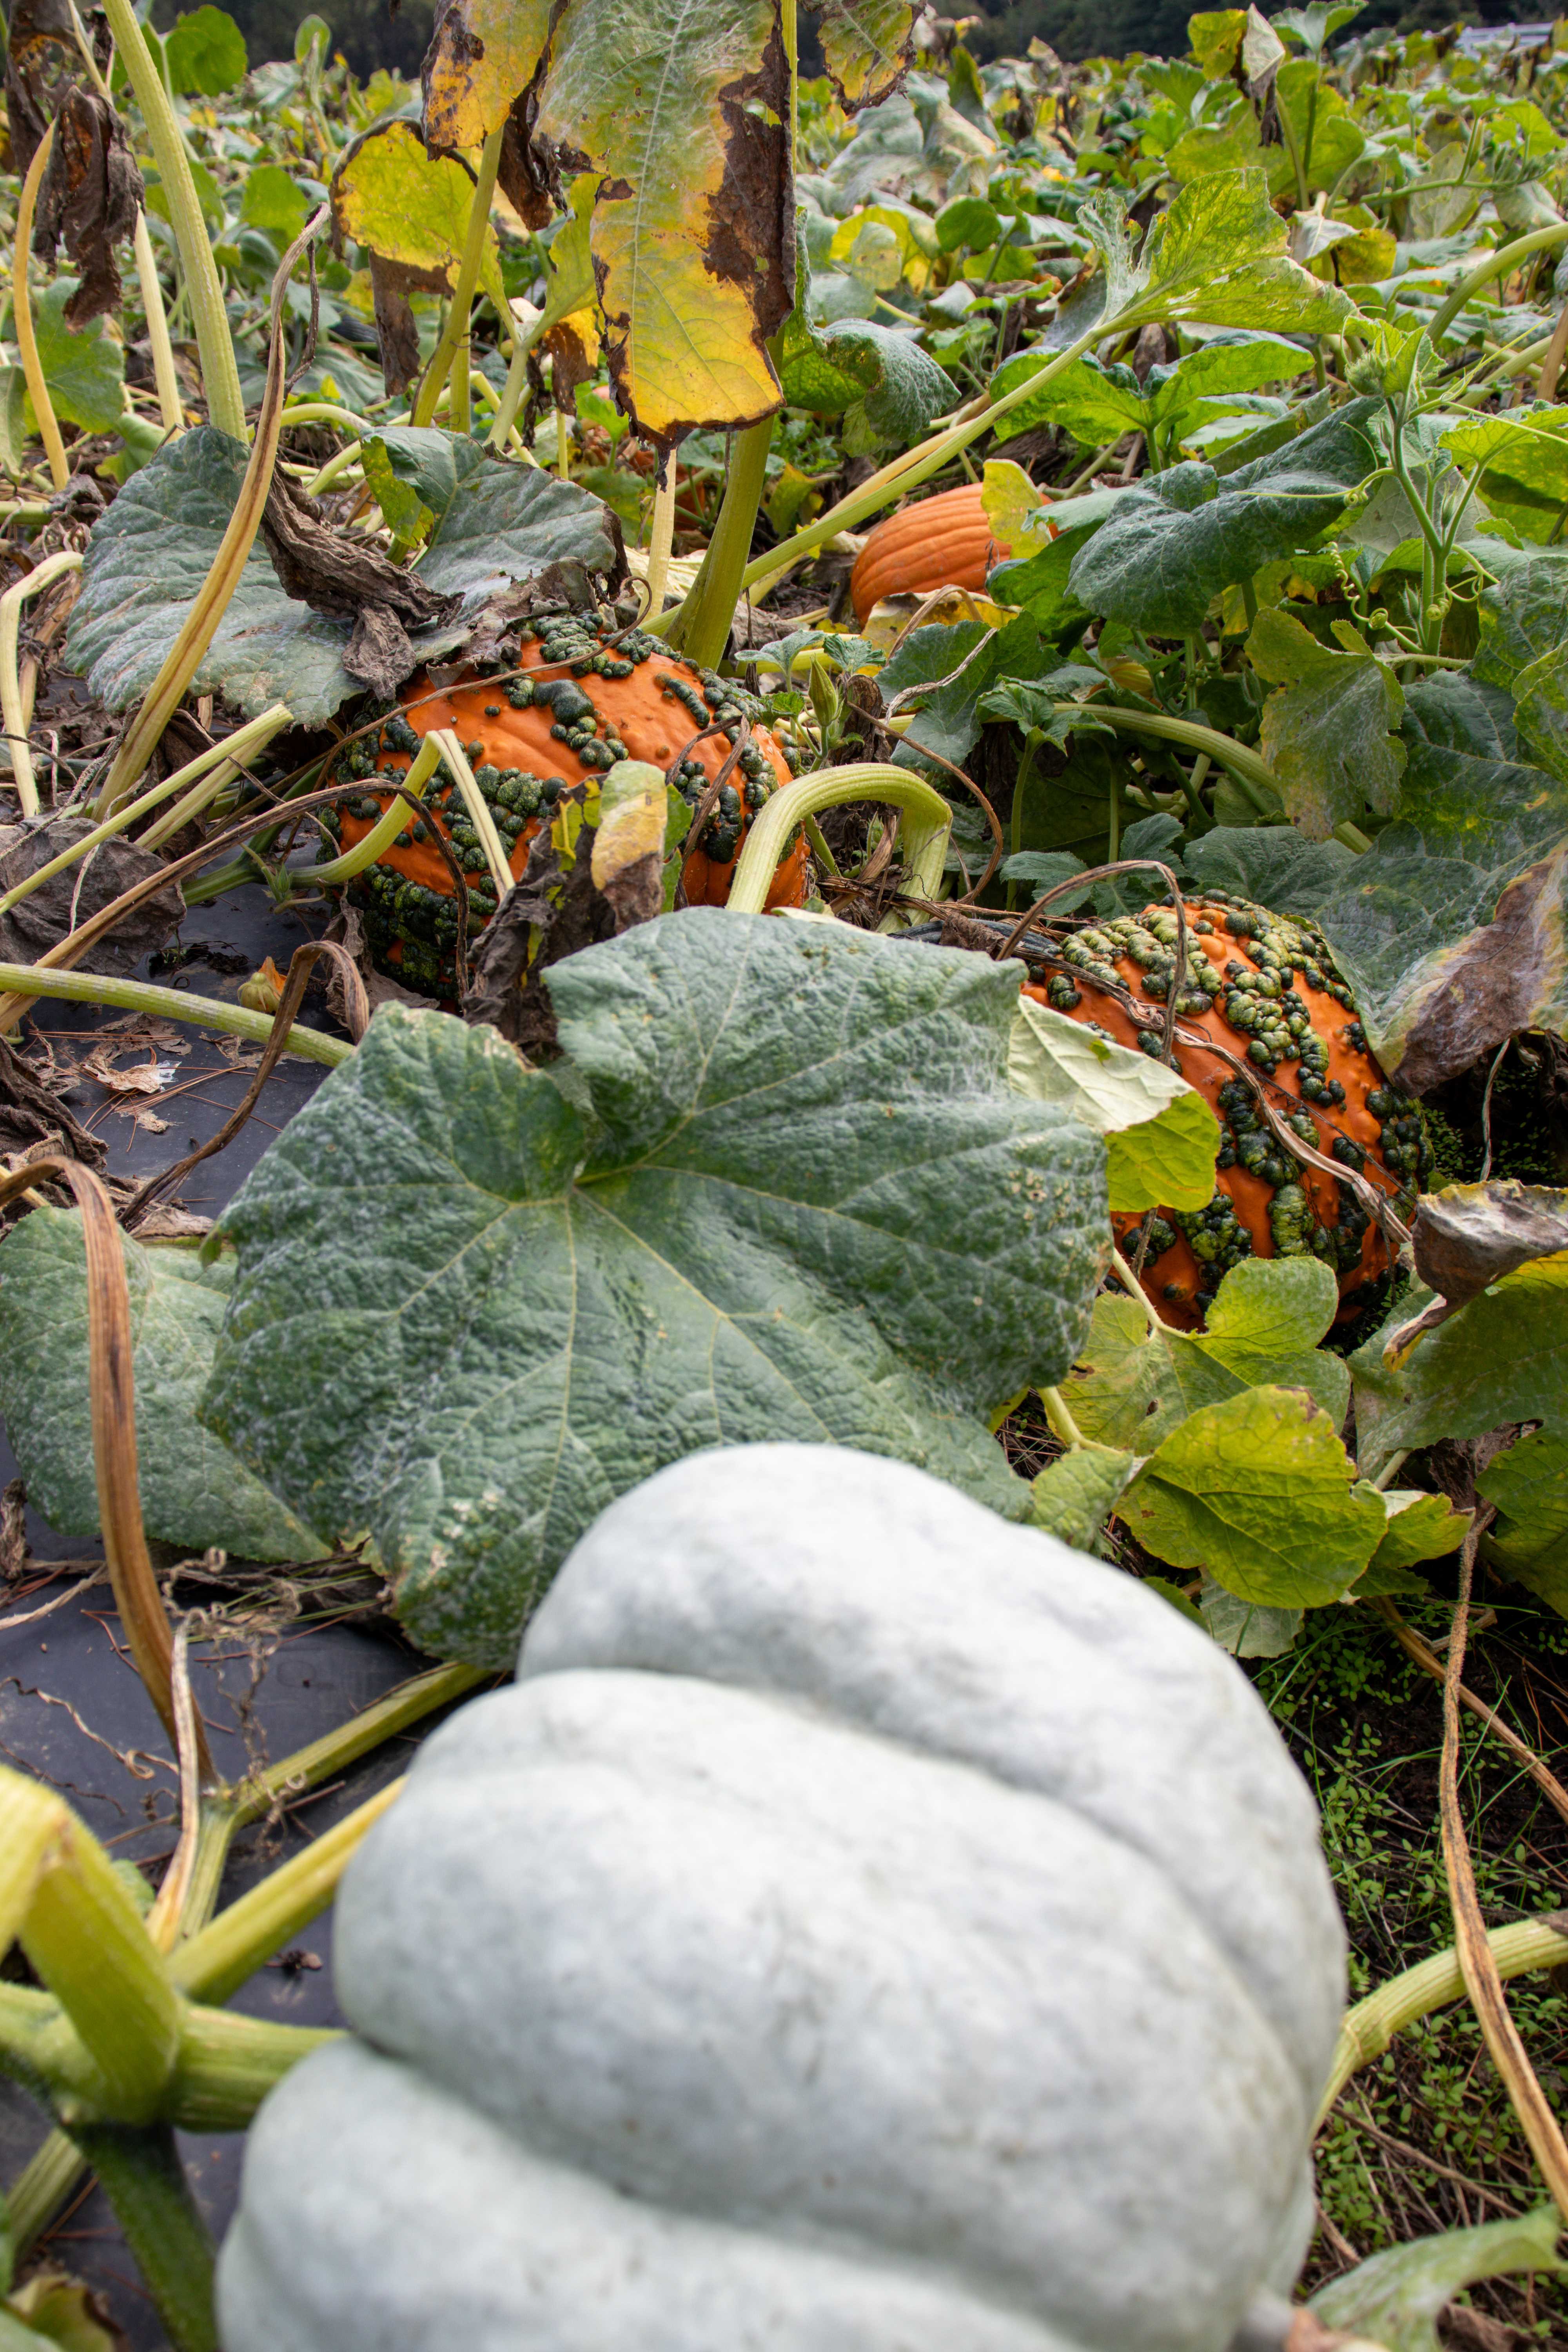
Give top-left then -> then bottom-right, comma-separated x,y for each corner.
13,127 -> 70,492
134,211 -> 185,436
0,552 -> 83,817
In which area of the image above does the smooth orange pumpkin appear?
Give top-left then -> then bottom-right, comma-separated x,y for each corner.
850,480 -> 1042,626
321,614 -> 805,992
1022,894 -> 1429,1329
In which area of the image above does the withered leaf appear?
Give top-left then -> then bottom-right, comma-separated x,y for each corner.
260,472 -> 460,694
369,251 -> 447,398
0,818 -> 184,974
1413,1180 -> 1568,1310
2,0 -> 108,178
33,85 -> 143,327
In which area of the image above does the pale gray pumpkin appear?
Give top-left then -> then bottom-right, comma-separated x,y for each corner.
219,1445 -> 1346,2352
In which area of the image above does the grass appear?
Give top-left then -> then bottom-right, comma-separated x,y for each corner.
1258,1595 -> 1568,2337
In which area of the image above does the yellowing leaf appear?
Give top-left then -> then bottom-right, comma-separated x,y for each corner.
1007,991 -> 1220,1212
331,121 -> 507,317
1122,1383 -> 1385,1608
423,0 -> 554,152
982,457 -> 1053,556
813,0 -> 915,108
591,760 -> 668,891
425,0 -> 793,441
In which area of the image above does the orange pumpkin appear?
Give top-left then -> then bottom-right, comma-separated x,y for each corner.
1022,894 -> 1428,1329
849,480 -> 1046,626
320,614 -> 805,993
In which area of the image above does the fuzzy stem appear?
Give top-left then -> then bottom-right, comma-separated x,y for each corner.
1425,221 -> 1568,351
0,552 -> 82,817
721,321 -> 1107,607
306,734 -> 442,884
413,127 -> 505,429
1316,1915 -> 1568,2129
487,309 -> 544,450
645,455 -> 678,615
1111,1242 -> 1167,1333
434,728 -> 515,897
13,129 -> 71,491
664,411 -> 777,666
1039,1383 -> 1086,1450
728,762 -> 952,922
96,0 -> 246,441
69,2124 -> 217,2352
134,210 -> 185,436
0,963 -> 351,1063
1070,704 -> 1278,809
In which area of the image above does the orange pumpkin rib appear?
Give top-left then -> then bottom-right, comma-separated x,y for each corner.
1023,894 -> 1429,1330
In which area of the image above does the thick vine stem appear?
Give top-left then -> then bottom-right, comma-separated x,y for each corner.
664,407 -> 778,668
68,2123 -> 218,2352
1068,704 -> 1279,809
719,319 -> 1107,609
1,552 -> 83,817
414,126 -> 505,429
307,734 -> 443,884
134,210 -> 186,437
13,127 -> 70,491
0,964 -> 350,1062
96,0 -> 245,443
1425,220 -> 1568,351
727,763 -> 953,922
1315,1914 -> 1568,2129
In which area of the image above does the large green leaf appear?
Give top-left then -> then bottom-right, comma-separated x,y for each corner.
425,0 -> 791,441
201,913 -> 1109,1666
1311,2209 -> 1566,2352
1087,168 -> 1357,338
0,1210 -> 323,1564
778,309 -> 955,441
1007,991 -> 1220,1213
1060,1256 -> 1349,1450
1067,403 -> 1378,635
1307,683 -> 1568,1086
991,334 -> 1306,456
1247,606 -> 1406,839
882,613 -> 1046,774
1121,1383 -> 1385,1607
1479,1426 -> 1568,1613
1350,1256 -> 1568,1477
1472,556 -> 1568,693
29,279 -> 125,434
63,429 -> 615,725
1271,58 -> 1364,194
1361,1486 -> 1470,1579
164,4 -> 247,93
1443,408 -> 1568,546
1513,642 -> 1568,786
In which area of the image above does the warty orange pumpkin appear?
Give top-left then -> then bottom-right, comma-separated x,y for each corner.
1022,893 -> 1428,1330
318,612 -> 805,993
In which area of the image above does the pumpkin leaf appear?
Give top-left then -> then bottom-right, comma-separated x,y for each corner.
163,4 -> 247,94
330,121 -> 508,320
811,0 -> 916,109
1478,1426 -> 1568,1615
1310,2207 -> 1566,2352
1363,1486 -> 1472,1577
26,278 -> 125,434
1007,991 -> 1220,1213
1472,557 -> 1568,693
1060,1256 -> 1348,1451
1199,1575 -> 1303,1657
1441,408 -> 1568,547
1305,686 -> 1568,1089
425,0 -> 791,442
1349,1256 -> 1568,1479
200,913 -> 1109,1667
1121,1383 -> 1385,1607
62,428 -> 614,725
3,2267 -> 128,2351
1085,168 -> 1357,339
1067,402 -> 1379,637
0,1208 -> 325,1565
1027,1442 -> 1136,1552
1246,606 -> 1406,840
778,309 -> 956,442
239,161 -> 310,246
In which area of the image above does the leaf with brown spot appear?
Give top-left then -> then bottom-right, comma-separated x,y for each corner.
423,0 -> 793,442
809,0 -> 915,108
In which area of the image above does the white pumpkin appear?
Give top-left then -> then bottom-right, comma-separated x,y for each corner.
219,1445 -> 1345,2352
